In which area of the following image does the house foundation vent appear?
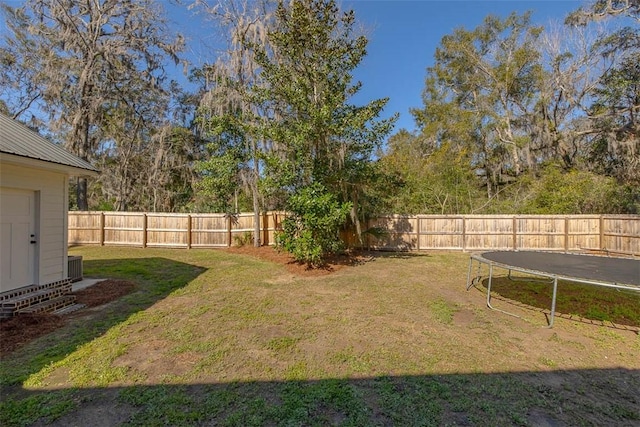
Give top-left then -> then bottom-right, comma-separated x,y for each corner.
68,256 -> 83,282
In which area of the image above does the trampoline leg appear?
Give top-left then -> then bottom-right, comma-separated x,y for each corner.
486,262 -> 522,320
547,277 -> 558,328
486,264 -> 493,308
466,257 -> 485,291
466,257 -> 474,290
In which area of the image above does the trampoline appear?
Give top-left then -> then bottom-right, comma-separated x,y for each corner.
466,251 -> 640,327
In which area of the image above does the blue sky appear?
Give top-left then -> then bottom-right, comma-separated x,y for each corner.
344,1 -> 583,133
1,0 -> 584,135
171,0 -> 584,135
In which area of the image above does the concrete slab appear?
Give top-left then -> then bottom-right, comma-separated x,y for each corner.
72,278 -> 106,292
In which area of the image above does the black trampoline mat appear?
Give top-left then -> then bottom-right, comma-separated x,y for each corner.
482,251 -> 640,286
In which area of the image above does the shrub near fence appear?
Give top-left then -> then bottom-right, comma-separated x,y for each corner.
68,212 -> 640,255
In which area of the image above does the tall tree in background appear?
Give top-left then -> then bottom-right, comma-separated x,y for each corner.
413,13 -> 544,199
0,0 -> 184,210
535,22 -> 606,170
567,0 -> 640,24
385,5 -> 638,215
379,130 -> 481,214
196,0 -> 275,245
569,0 -> 640,186
589,51 -> 640,184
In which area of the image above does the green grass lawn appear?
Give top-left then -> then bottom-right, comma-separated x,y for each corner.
1,246 -> 639,426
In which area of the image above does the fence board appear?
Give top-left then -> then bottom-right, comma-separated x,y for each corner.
68,212 -> 103,245
191,214 -> 230,247
516,216 -> 565,251
416,216 -> 464,250
146,214 -> 190,248
463,216 -> 513,251
367,215 -> 418,250
419,233 -> 464,250
603,216 -> 640,254
67,212 -> 640,255
103,212 -> 144,246
566,216 -> 600,251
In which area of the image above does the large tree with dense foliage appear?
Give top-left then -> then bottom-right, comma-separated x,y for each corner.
570,0 -> 640,187
197,0 -> 395,260
0,0 -> 184,210
381,3 -> 639,215
378,130 -> 481,214
254,0 -> 395,248
412,13 -> 544,199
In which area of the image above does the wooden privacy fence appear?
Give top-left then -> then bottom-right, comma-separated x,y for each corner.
356,215 -> 639,255
68,212 -> 640,255
68,212 -> 283,249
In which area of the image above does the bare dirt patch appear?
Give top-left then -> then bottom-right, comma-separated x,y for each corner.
0,279 -> 135,357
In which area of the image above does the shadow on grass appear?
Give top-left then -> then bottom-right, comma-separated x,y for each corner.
2,368 -> 639,426
366,250 -> 432,260
0,258 -> 206,387
479,276 -> 640,329
82,258 -> 207,304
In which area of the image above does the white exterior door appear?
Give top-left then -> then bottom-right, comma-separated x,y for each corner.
0,188 -> 37,292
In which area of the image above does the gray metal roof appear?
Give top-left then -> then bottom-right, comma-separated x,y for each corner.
0,113 -> 98,173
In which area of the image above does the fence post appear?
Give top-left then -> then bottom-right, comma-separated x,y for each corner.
512,216 -> 517,250
599,215 -> 605,251
227,214 -> 232,247
416,216 -> 421,251
142,213 -> 148,248
262,212 -> 268,246
462,216 -> 466,252
100,212 -> 105,246
187,215 -> 192,249
564,217 -> 569,252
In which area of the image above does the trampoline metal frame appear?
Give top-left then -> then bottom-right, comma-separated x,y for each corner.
466,252 -> 640,328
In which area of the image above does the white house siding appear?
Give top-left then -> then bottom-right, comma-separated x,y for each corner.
1,162 -> 68,286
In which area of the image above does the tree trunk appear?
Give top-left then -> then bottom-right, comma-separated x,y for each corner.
76,177 -> 88,211
252,144 -> 261,247
253,193 -> 261,247
76,115 -> 90,211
